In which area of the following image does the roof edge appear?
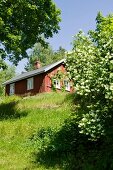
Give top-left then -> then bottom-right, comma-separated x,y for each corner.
3,59 -> 66,85
3,70 -> 45,85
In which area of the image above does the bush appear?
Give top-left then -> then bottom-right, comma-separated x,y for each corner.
66,31 -> 113,140
29,117 -> 113,170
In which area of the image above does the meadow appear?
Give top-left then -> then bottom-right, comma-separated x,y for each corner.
0,92 -> 73,170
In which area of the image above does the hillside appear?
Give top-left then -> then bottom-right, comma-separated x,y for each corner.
0,92 -> 73,170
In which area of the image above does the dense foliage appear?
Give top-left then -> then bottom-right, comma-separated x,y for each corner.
0,0 -> 61,68
66,13 -> 113,141
0,65 -> 15,96
1,12 -> 113,170
25,43 -> 65,71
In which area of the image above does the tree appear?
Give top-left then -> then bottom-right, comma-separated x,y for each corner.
89,12 -> 113,55
0,65 -> 16,96
52,46 -> 66,62
0,0 -> 61,68
25,43 -> 66,71
66,13 -> 113,141
25,43 -> 54,71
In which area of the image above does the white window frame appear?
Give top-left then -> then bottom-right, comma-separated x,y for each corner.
53,79 -> 60,89
10,83 -> 15,95
64,80 -> 70,91
27,77 -> 34,90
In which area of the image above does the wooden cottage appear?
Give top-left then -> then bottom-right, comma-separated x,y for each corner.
3,59 -> 73,96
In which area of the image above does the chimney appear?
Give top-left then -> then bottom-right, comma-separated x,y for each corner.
34,61 -> 41,69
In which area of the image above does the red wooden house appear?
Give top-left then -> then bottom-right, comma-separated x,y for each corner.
3,59 -> 73,96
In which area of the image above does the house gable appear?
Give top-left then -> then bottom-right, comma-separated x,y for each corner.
3,59 -> 65,85
4,59 -> 73,96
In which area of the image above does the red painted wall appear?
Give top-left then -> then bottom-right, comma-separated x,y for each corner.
45,64 -> 66,92
5,63 -> 73,96
45,64 -> 73,93
6,73 -> 46,96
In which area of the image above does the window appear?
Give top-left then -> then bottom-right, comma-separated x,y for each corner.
27,78 -> 34,90
10,83 -> 15,95
64,80 -> 70,91
53,79 -> 60,89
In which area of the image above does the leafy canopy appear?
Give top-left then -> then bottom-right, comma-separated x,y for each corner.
0,0 -> 61,67
25,43 -> 66,71
66,13 -> 113,140
0,65 -> 15,96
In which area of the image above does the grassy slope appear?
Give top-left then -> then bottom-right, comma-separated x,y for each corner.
0,92 -> 73,170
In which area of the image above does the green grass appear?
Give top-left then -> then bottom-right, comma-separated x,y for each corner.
0,92 -> 73,170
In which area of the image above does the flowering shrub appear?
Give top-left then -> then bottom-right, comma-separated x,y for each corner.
66,31 -> 113,140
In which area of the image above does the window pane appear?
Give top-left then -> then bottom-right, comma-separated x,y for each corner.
27,78 -> 34,90
10,83 -> 15,95
53,79 -> 60,89
64,80 -> 70,91
56,79 -> 60,89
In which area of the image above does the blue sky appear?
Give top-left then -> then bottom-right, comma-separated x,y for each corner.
50,0 -> 113,50
16,0 -> 113,73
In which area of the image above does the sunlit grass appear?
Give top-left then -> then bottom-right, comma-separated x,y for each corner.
0,92 -> 73,169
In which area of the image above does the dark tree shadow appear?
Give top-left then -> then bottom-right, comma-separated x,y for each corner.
31,117 -> 113,170
0,101 -> 28,120
31,118 -> 90,170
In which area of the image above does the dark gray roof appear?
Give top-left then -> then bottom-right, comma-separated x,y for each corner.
3,59 -> 65,85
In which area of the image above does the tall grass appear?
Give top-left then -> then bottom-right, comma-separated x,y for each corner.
0,92 -> 73,170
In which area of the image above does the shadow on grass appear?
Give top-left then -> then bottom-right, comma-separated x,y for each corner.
30,117 -> 113,170
31,118 -> 90,170
0,100 -> 28,120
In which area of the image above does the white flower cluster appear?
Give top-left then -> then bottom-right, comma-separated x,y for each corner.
66,31 -> 113,140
